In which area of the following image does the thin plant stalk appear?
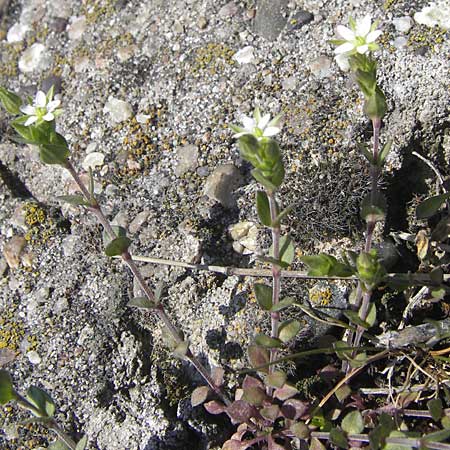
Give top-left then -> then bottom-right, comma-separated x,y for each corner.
348,118 -> 382,354
64,161 -> 230,406
268,192 -> 281,372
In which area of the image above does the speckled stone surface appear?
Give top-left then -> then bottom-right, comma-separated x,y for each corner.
0,0 -> 449,448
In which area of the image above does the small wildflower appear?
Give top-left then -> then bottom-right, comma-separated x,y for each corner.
20,90 -> 61,126
230,107 -> 281,141
332,16 -> 382,70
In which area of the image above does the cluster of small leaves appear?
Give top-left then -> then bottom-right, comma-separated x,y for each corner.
0,370 -> 86,450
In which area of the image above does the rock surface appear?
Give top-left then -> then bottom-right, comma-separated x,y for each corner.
0,0 -> 449,449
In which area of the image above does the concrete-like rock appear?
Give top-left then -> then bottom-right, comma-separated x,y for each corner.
174,144 -> 199,176
254,0 -> 289,41
204,164 -> 243,208
18,43 -> 48,73
2,236 -> 26,269
103,97 -> 133,124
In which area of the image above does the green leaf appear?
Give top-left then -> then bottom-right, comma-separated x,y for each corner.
416,193 -> 450,219
270,235 -> 295,267
278,319 -> 301,343
365,302 -> 377,327
378,139 -> 393,166
300,253 -> 353,277
290,422 -> 310,439
348,352 -> 368,368
127,297 -> 157,309
251,168 -> 278,192
247,345 -> 269,373
173,340 -> 190,359
341,410 -> 364,434
344,310 -> 370,329
427,398 -> 444,421
369,414 -> 395,450
57,195 -> 90,206
364,86 -> 387,120
335,385 -> 352,403
0,370 -> 16,405
423,428 -> 450,443
256,191 -> 271,226
39,132 -> 70,165
254,283 -> 273,311
356,142 -> 374,164
104,236 -> 131,257
26,386 -> 56,417
0,87 -> 22,114
333,341 -> 353,361
254,334 -> 282,348
441,415 -> 450,429
265,370 -> 286,388
361,192 -> 387,223
270,297 -> 295,312
48,441 -> 71,450
191,386 -> 210,407
76,436 -> 88,450
383,431 -> 414,450
329,427 -> 348,449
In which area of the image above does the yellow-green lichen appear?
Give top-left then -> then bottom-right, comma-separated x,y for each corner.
309,285 -> 333,307
193,43 -> 235,75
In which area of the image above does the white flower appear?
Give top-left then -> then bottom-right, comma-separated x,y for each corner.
334,15 -> 382,59
20,90 -> 61,126
231,107 -> 281,140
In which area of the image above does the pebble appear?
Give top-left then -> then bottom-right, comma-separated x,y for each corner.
103,97 -> 133,124
41,75 -> 62,94
6,22 -> 29,43
18,43 -> 48,73
49,17 -> 68,32
281,75 -> 297,90
27,350 -> 41,365
10,205 -> 26,231
254,0 -> 289,41
287,10 -> 314,31
197,16 -> 208,29
175,144 -> 199,176
3,235 -> 27,269
136,113 -> 151,124
0,258 -> 7,277
233,46 -> 256,65
129,210 -> 151,234
117,45 -> 136,62
82,152 -> 105,171
308,56 -> 332,79
219,1 -> 238,18
393,36 -> 408,49
229,221 -> 259,255
392,16 -> 412,33
67,15 -> 86,40
61,235 -> 79,257
204,164 -> 243,208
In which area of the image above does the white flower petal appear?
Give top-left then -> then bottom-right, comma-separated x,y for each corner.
336,25 -> 355,41
20,104 -> 36,115
24,116 -> 38,126
43,112 -> 54,121
263,126 -> 280,137
356,44 -> 369,54
366,29 -> 382,43
35,91 -> 47,107
258,114 -> 271,130
47,99 -> 61,111
335,53 -> 350,71
242,116 -> 255,131
356,15 -> 372,36
334,42 -> 355,54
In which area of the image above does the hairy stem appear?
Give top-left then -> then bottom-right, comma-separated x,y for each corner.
65,161 -> 230,405
267,192 -> 281,373
347,118 -> 382,359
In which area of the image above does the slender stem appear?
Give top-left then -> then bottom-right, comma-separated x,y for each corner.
49,421 -> 78,450
267,192 -> 281,373
64,161 -> 230,405
348,118 -> 382,356
116,254 -> 450,285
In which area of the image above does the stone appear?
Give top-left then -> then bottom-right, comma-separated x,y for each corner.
129,210 -> 151,234
414,3 -> 450,30
393,36 -> 408,49
254,0 -> 289,41
0,257 -> 7,277
232,46 -> 256,64
27,350 -> 41,365
308,56 -> 332,79
3,235 -> 27,269
49,17 -> 68,32
41,75 -> 62,94
197,16 -> 208,29
175,144 -> 199,176
7,22 -> 30,43
135,113 -> 151,124
219,1 -> 238,18
392,16 -> 412,33
103,97 -> 133,124
229,221 -> 259,255
281,75 -> 297,90
67,15 -> 86,40
117,45 -> 136,62
18,43 -> 48,73
204,164 -> 243,208
61,235 -> 79,257
287,10 -> 314,31
82,152 -> 105,171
